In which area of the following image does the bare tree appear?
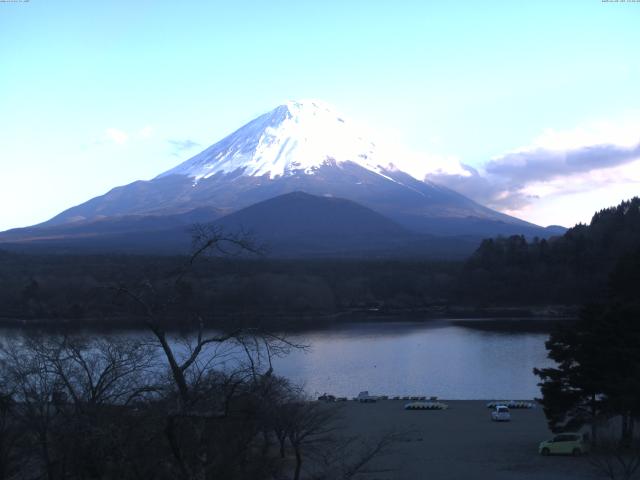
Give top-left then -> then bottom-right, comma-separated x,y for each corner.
22,335 -> 157,409
0,334 -> 160,480
115,225 -> 265,409
1,337 -> 67,480
110,227 -> 318,480
0,382 -> 21,480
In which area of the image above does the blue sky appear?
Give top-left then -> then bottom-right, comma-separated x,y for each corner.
1,0 -> 639,230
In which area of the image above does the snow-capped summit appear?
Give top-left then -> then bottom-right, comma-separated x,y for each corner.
157,99 -> 396,181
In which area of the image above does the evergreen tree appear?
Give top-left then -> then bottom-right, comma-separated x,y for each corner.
535,247 -> 640,444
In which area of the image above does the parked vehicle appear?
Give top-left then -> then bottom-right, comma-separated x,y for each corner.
356,391 -> 377,403
539,433 -> 590,456
318,393 -> 336,402
491,405 -> 511,421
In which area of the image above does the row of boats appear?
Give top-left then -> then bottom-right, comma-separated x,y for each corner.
317,392 -> 536,411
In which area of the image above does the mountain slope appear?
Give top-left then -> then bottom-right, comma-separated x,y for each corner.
213,191 -> 482,257
216,191 -> 408,238
0,193 -> 479,258
43,160 -> 546,237
213,191 -> 417,256
0,207 -> 221,248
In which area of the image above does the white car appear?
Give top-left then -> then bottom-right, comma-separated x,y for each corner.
491,405 -> 511,421
356,391 -> 377,403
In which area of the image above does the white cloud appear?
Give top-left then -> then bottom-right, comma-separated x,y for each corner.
105,128 -> 128,145
355,122 -> 470,178
387,148 -> 469,178
102,125 -> 155,144
427,113 -> 640,226
530,116 -> 640,151
139,125 -> 154,138
168,138 -> 201,156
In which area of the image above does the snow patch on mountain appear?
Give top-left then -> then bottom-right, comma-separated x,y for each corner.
157,100 -> 399,181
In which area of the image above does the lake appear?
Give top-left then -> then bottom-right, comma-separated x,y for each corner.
0,318 -> 556,400
268,320 -> 554,400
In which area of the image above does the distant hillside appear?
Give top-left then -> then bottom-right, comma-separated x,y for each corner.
0,192 -> 480,259
216,191 -> 408,238
211,191 -> 471,258
459,197 -> 640,305
0,207 -> 222,255
0,207 -> 222,242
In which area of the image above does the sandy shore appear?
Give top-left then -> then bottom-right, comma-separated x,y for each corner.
334,400 -> 596,480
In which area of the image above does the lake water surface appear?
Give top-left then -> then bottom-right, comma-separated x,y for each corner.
1,319 -> 555,400
269,320 -> 554,400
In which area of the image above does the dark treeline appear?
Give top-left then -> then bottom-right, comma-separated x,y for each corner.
1,197 -> 639,327
460,197 -> 640,305
0,253 -> 462,327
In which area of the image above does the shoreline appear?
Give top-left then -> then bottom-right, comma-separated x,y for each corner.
0,305 -> 578,332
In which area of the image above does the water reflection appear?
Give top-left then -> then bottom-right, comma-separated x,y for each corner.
271,321 -> 552,400
0,320 -> 554,400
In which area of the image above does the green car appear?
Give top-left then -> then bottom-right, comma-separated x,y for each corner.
539,433 -> 590,456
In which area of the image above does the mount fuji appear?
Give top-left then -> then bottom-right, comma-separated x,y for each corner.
0,100 -> 561,256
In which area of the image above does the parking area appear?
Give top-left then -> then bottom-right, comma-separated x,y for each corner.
336,400 -> 596,480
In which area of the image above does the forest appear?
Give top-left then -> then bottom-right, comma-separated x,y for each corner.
0,197 -> 638,328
